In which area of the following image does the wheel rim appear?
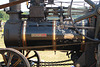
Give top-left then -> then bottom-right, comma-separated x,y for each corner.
0,48 -> 30,67
70,0 -> 100,41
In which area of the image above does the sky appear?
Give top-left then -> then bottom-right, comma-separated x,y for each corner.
0,0 -> 99,11
0,0 -> 28,11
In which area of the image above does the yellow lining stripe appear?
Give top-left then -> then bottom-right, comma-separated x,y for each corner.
52,21 -> 56,51
22,21 -> 27,47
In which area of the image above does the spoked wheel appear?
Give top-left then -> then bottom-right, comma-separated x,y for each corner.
22,50 -> 40,67
0,48 -> 30,67
71,0 -> 100,41
68,0 -> 100,67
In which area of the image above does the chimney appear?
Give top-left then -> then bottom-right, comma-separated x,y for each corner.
7,0 -> 21,23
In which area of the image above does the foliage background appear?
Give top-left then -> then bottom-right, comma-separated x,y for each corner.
0,11 -> 9,21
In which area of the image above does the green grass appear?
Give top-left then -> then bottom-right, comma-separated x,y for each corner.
0,31 -> 73,67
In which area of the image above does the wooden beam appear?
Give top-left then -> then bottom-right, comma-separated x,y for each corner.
0,0 -> 29,9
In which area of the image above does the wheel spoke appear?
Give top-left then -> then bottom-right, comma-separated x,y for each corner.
24,51 -> 40,67
34,51 -> 40,67
7,53 -> 14,67
25,50 -> 31,57
84,0 -> 96,8
74,11 -> 95,22
27,55 -> 36,59
12,59 -> 22,67
0,48 -> 30,67
94,16 -> 100,39
2,53 -> 7,65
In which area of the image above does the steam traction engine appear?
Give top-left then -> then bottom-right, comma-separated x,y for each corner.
0,0 -> 100,67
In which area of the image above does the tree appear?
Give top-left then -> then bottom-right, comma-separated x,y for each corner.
0,11 -> 9,20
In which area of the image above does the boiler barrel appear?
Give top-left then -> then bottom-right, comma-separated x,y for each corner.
4,21 -> 64,47
22,21 -> 64,47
